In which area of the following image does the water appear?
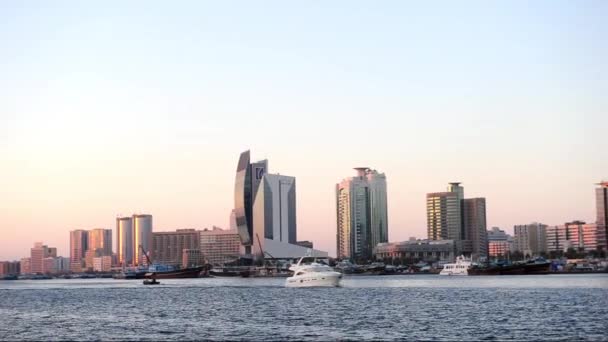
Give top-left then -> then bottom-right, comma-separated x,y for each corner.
1,274 -> 607,341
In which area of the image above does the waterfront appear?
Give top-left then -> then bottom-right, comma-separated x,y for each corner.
1,274 -> 607,341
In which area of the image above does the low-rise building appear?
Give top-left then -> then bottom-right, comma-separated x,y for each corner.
487,227 -> 512,258
375,239 -> 456,263
93,256 -> 113,272
152,229 -> 200,267
20,257 -> 31,275
200,227 -> 242,266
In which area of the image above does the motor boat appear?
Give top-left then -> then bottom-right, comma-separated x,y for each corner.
285,256 -> 342,287
439,255 -> 472,276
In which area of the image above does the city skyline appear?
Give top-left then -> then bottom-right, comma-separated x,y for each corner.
1,2 -> 607,260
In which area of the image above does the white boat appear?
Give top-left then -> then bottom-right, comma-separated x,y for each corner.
439,255 -> 472,276
285,257 -> 342,287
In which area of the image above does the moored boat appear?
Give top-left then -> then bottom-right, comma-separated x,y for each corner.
439,255 -> 472,276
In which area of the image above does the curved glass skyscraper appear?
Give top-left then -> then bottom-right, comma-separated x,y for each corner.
234,150 -> 267,252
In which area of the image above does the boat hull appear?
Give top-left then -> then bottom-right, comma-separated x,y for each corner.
285,271 -> 342,287
468,262 -> 551,276
144,267 -> 204,279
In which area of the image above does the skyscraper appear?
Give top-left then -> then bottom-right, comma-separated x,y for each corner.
116,216 -> 133,266
463,198 -> 488,259
70,230 -> 88,272
427,183 -> 488,259
88,228 -> 112,256
234,150 -> 267,253
133,214 -> 153,266
252,173 -> 297,257
336,168 -> 388,261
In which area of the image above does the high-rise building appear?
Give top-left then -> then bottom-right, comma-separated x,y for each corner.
116,216 -> 134,266
336,168 -> 389,261
463,198 -> 488,259
427,185 -> 462,242
427,183 -> 487,260
70,230 -> 89,272
88,228 -> 112,257
234,150 -> 327,259
234,150 -> 268,252
133,214 -> 153,266
513,223 -> 547,256
252,174 -> 296,257
596,181 -> 608,227
151,229 -> 200,266
199,227 -> 242,266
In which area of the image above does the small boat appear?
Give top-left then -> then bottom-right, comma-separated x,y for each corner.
143,278 -> 160,285
286,257 -> 342,287
439,255 -> 472,276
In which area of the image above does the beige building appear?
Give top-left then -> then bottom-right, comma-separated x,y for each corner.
200,227 -> 241,266
70,230 -> 89,272
375,239 -> 456,262
20,257 -> 31,275
514,223 -> 547,256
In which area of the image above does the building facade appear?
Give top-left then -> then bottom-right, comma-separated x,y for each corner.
375,239 -> 456,263
133,214 -> 153,266
151,229 -> 200,266
336,168 -> 388,261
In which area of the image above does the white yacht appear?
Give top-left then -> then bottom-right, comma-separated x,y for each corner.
285,257 -> 342,287
439,255 -> 472,276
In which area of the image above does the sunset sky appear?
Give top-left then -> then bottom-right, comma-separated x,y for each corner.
1,1 -> 607,260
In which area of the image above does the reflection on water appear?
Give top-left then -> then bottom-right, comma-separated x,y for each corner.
1,274 -> 607,341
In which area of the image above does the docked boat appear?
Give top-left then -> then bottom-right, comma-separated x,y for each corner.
143,264 -> 205,279
285,257 -> 342,287
439,255 -> 472,276
468,258 -> 551,275
143,278 -> 160,285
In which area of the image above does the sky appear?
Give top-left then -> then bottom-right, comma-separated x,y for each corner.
1,1 -> 607,260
